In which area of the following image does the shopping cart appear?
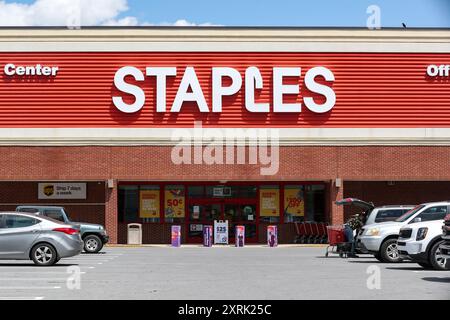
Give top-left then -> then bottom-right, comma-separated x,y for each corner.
325,225 -> 351,257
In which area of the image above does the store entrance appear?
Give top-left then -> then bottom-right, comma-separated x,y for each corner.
187,199 -> 258,244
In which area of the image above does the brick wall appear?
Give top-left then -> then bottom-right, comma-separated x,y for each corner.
118,223 -> 187,244
2,146 -> 450,182
1,146 -> 450,243
0,181 -> 105,225
343,181 -> 450,221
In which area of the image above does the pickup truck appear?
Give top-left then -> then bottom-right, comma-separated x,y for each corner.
16,206 -> 108,253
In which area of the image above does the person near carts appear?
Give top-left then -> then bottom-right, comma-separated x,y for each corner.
343,214 -> 364,258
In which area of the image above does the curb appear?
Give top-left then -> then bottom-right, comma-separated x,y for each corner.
105,244 -> 329,248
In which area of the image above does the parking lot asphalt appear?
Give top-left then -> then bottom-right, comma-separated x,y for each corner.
0,246 -> 448,300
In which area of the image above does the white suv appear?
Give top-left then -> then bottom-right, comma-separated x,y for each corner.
335,198 -> 413,225
398,219 -> 449,270
358,201 -> 449,263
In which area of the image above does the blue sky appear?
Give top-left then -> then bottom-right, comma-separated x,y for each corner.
2,0 -> 450,27
124,0 -> 450,27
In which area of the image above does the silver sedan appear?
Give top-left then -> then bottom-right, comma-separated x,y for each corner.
0,212 -> 83,266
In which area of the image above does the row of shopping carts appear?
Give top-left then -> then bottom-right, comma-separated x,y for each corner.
294,222 -> 352,257
294,222 -> 329,244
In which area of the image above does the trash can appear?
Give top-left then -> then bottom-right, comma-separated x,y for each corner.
127,223 -> 142,245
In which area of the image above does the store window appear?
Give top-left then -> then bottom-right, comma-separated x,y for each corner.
236,186 -> 257,198
188,185 -> 204,198
139,185 -> 160,223
305,185 -> 325,222
118,185 -> 139,223
259,185 -> 280,223
284,185 -> 305,223
224,204 -> 256,222
165,185 -> 185,223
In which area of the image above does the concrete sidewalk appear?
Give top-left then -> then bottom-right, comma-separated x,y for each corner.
105,244 -> 329,248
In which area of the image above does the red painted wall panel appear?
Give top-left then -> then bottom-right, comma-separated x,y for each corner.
0,52 -> 449,127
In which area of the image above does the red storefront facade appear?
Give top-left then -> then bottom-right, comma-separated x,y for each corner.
0,28 -> 449,244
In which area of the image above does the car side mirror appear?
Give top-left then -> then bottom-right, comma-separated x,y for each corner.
413,217 -> 422,223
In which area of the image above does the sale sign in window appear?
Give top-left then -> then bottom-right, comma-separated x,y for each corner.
139,190 -> 160,218
259,187 -> 280,217
165,185 -> 185,218
284,185 -> 305,217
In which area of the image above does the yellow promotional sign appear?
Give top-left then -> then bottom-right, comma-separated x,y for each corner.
139,190 -> 160,218
284,187 -> 304,216
165,187 -> 185,218
260,188 -> 280,217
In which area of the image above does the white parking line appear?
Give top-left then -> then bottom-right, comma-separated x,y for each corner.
0,297 -> 44,300
0,286 -> 61,290
0,266 -> 92,270
0,278 -> 67,281
412,270 -> 450,273
0,271 -> 86,274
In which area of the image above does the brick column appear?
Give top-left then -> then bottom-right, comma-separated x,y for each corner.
105,180 -> 118,244
330,179 -> 344,225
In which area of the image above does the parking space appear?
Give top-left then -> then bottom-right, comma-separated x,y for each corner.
0,246 -> 448,300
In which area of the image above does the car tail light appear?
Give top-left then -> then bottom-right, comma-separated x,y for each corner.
53,228 -> 79,235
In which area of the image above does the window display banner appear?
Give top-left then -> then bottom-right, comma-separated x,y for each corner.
267,225 -> 278,247
165,186 -> 185,218
171,225 -> 181,247
139,190 -> 160,218
214,220 -> 229,244
235,225 -> 245,247
203,225 -> 213,247
260,188 -> 280,217
284,186 -> 305,217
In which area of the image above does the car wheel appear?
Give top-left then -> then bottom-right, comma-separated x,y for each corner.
380,239 -> 403,263
31,243 -> 57,266
429,240 -> 449,270
374,252 -> 383,262
84,235 -> 103,253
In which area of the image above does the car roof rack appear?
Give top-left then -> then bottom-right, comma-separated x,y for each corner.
378,205 -> 415,208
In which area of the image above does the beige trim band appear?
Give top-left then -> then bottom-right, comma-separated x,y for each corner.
0,28 -> 449,52
0,128 -> 449,146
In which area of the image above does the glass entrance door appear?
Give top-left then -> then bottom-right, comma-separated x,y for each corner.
187,202 -> 222,243
223,202 -> 258,244
187,200 -> 258,244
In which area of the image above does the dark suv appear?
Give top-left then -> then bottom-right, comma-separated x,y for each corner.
16,206 -> 108,253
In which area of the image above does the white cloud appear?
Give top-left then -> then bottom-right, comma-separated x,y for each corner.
0,0 -> 221,27
163,19 -> 221,27
102,16 -> 139,27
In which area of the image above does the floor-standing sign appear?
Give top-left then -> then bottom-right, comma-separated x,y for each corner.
171,225 -> 181,247
214,220 -> 228,244
267,225 -> 278,247
203,225 -> 213,247
235,225 -> 245,247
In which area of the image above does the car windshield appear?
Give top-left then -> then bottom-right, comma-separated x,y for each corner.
395,205 -> 425,222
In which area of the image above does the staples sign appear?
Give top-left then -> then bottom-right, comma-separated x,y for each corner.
112,66 -> 336,114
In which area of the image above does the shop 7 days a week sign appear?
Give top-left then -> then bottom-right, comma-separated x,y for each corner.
38,183 -> 87,200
